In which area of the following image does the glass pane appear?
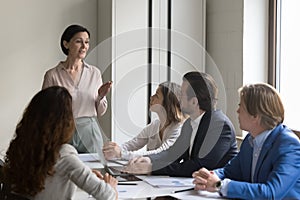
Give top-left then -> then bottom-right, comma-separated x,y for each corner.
279,0 -> 300,130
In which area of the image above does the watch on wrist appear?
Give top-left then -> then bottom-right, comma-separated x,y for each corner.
215,180 -> 223,196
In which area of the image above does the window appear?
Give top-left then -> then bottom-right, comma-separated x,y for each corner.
276,0 -> 300,130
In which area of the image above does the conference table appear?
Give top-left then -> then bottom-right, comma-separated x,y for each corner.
75,154 -> 224,200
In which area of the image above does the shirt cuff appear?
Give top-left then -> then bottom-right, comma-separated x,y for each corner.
120,149 -> 130,160
219,178 -> 231,197
96,95 -> 104,102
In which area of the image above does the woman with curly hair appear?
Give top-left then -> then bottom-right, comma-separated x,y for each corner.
103,81 -> 185,160
2,86 -> 117,199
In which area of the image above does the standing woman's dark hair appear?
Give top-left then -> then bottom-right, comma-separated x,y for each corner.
3,86 -> 75,196
60,24 -> 90,55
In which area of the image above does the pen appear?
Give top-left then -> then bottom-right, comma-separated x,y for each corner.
172,187 -> 194,193
118,183 -> 137,185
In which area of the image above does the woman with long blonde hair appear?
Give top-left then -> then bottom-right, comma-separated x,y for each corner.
103,81 -> 185,160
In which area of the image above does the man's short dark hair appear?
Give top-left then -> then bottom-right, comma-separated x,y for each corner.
183,71 -> 218,111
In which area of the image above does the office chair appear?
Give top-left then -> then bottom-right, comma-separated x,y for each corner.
0,159 -> 30,200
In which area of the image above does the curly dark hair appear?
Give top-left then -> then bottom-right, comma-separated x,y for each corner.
3,86 -> 75,196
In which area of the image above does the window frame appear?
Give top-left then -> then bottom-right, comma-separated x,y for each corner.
268,0 -> 280,88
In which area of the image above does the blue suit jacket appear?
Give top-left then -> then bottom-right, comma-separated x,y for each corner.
215,124 -> 300,199
149,110 -> 238,177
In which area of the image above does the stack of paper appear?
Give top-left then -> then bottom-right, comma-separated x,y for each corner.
78,153 -> 103,169
78,153 -> 100,162
143,176 -> 194,188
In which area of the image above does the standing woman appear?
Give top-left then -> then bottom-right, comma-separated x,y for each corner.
103,82 -> 185,160
42,24 -> 112,153
3,86 -> 117,200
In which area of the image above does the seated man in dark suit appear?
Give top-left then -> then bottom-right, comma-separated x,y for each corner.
123,71 -> 238,177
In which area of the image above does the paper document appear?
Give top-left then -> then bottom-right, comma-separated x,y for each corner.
78,153 -> 104,169
78,153 -> 100,162
170,190 -> 222,199
143,176 -> 194,187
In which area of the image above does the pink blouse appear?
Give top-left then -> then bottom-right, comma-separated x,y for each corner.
42,61 -> 107,118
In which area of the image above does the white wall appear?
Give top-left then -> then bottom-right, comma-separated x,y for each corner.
0,0 -> 98,157
206,0 -> 268,136
243,0 -> 269,84
112,0 -> 149,144
206,0 -> 244,135
0,0 -> 270,157
109,0 -> 206,144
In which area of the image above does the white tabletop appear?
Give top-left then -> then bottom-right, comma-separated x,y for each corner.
74,176 -> 223,200
76,154 -> 224,200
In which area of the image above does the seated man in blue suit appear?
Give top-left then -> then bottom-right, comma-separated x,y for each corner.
193,83 -> 300,199
123,71 -> 238,177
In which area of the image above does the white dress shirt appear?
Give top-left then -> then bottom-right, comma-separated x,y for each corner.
189,112 -> 205,155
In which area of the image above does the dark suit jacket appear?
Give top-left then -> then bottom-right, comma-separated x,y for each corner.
149,110 -> 238,177
215,124 -> 300,199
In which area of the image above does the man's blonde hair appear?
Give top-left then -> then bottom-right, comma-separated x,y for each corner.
239,83 -> 284,129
